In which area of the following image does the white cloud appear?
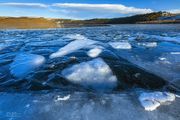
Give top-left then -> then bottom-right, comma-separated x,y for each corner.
0,2 -> 154,19
167,9 -> 180,14
52,3 -> 153,14
0,2 -> 48,8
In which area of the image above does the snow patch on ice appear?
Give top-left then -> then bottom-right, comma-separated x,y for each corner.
50,39 -> 97,59
10,53 -> 45,78
109,42 -> 132,49
87,47 -> 102,58
139,92 -> 176,111
55,95 -> 71,101
61,58 -> 117,91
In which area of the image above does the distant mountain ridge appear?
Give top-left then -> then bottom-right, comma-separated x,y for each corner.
0,11 -> 179,29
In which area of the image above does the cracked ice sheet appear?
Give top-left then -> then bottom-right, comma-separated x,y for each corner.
61,58 -> 117,91
0,92 -> 180,120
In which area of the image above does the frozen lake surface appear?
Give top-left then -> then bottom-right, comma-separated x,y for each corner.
0,24 -> 180,120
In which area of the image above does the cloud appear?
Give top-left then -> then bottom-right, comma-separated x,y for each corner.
167,9 -> 180,14
0,2 -> 48,8
52,3 -> 153,14
0,2 -> 154,19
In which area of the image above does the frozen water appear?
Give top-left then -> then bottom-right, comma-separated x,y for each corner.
139,92 -> 176,111
87,47 -> 102,58
61,58 -> 117,91
50,38 -> 97,59
109,42 -> 132,49
10,53 -> 45,78
0,25 -> 180,119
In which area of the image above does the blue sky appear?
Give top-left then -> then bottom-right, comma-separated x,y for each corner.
0,0 -> 179,19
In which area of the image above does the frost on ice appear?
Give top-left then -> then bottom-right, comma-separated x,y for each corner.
137,42 -> 157,48
10,53 -> 45,78
54,95 -> 71,102
61,58 -> 117,91
87,47 -> 102,58
109,42 -> 132,49
139,92 -> 176,111
50,35 -> 97,58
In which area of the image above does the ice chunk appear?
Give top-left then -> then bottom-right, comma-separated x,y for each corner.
10,53 -> 45,78
61,58 -> 117,91
139,92 -> 176,111
63,34 -> 88,40
87,47 -> 102,58
138,42 -> 157,48
50,39 -> 97,59
109,42 -> 132,49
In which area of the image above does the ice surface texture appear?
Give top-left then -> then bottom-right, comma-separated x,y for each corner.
10,53 -> 45,78
61,58 -> 117,91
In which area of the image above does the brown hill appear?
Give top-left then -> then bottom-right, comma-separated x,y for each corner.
0,17 -> 58,29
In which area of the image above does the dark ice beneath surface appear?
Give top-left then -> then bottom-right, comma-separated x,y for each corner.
0,24 -> 180,119
0,92 -> 180,120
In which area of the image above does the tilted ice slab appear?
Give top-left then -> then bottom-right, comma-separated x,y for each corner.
61,58 -> 117,91
50,37 -> 97,59
139,92 -> 176,111
137,42 -> 157,48
87,47 -> 102,58
10,53 -> 45,78
109,42 -> 132,49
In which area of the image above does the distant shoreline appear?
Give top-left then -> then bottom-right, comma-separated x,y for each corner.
0,12 -> 179,29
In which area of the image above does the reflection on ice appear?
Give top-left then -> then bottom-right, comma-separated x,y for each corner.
61,58 -> 117,91
10,53 -> 45,78
139,92 -> 176,111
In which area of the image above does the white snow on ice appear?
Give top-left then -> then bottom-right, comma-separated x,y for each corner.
139,92 -> 176,111
109,42 -> 132,49
10,53 -> 45,78
54,95 -> 71,101
61,58 -> 117,91
50,35 -> 97,59
87,47 -> 102,58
